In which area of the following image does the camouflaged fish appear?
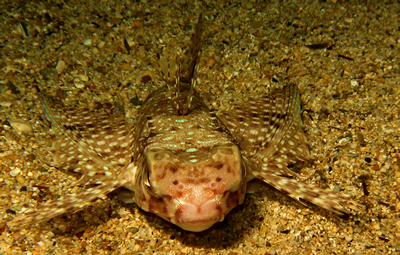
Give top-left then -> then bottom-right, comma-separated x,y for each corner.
9,15 -> 364,232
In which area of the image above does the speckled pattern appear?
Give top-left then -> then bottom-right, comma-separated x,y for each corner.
1,0 -> 399,254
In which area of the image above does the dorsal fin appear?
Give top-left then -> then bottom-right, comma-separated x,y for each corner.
156,56 -> 181,114
180,14 -> 204,84
155,14 -> 204,115
181,14 -> 204,115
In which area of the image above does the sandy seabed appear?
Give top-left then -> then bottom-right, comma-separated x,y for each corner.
1,0 -> 399,254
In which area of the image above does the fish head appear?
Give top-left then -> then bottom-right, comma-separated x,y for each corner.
137,143 -> 247,232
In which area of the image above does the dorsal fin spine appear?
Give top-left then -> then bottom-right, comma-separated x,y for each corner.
155,15 -> 204,115
181,14 -> 204,115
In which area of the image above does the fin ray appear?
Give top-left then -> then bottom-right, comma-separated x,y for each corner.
42,93 -> 134,180
259,171 -> 365,213
9,180 -> 126,227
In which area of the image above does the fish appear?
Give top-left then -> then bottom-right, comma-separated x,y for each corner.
8,15 -> 364,232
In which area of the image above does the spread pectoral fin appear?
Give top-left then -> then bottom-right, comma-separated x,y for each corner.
258,171 -> 365,214
8,179 -> 127,228
218,84 -> 305,159
42,92 -> 135,177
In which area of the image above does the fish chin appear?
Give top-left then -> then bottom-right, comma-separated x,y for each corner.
171,199 -> 224,232
176,219 -> 222,232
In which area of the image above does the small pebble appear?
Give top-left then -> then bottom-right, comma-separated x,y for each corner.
244,1 -> 254,9
12,231 -> 26,242
16,175 -> 26,184
78,74 -> 89,82
372,223 -> 380,230
26,154 -> 36,161
83,39 -> 93,46
40,67 -> 58,81
98,41 -> 105,48
7,209 -> 17,214
149,239 -> 157,247
350,80 -> 359,86
206,57 -> 216,67
49,186 -> 56,193
130,227 -> 139,233
57,224 -> 67,232
75,82 -> 85,89
10,168 -> 21,177
259,226 -> 269,235
141,75 -> 151,84
55,60 -> 66,74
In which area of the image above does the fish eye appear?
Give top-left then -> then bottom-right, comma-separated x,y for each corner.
145,169 -> 151,187
143,168 -> 163,198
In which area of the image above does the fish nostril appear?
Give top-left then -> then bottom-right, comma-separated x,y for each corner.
215,163 -> 223,170
208,178 -> 222,189
173,180 -> 178,185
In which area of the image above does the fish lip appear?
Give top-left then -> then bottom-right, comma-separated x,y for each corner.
172,212 -> 225,232
174,217 -> 223,232
175,217 -> 221,224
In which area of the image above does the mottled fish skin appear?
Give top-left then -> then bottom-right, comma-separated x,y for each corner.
8,15 -> 364,232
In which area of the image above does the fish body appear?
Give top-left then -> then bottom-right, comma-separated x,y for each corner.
9,15 -> 364,232
131,85 -> 247,232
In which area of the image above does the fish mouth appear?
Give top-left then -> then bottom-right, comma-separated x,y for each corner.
175,216 -> 222,224
174,217 -> 224,232
171,201 -> 225,232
